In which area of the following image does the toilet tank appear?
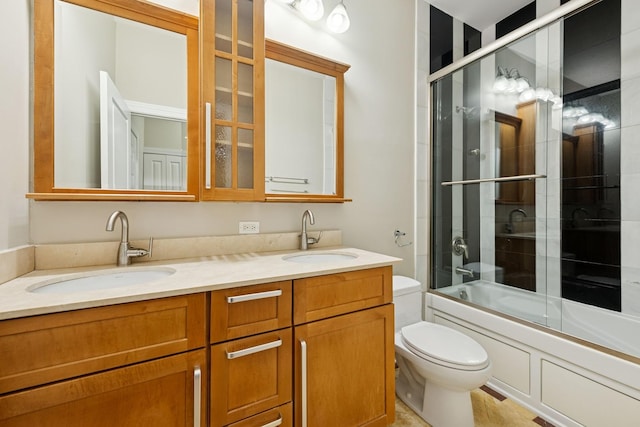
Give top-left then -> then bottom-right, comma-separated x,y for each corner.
392,275 -> 422,330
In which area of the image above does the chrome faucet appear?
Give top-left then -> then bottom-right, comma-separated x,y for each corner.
451,236 -> 469,260
506,208 -> 527,233
106,210 -> 153,266
300,209 -> 321,250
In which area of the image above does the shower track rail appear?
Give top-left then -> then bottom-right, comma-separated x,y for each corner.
441,174 -> 547,186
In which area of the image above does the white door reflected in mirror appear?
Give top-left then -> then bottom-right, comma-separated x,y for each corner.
54,0 -> 187,191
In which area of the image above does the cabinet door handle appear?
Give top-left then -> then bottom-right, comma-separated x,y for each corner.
227,289 -> 282,304
226,339 -> 282,359
300,339 -> 308,427
193,367 -> 202,427
261,415 -> 283,427
205,102 -> 212,189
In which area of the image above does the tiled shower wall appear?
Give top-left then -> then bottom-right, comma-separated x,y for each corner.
620,0 -> 640,316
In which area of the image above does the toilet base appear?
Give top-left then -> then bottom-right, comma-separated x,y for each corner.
396,373 -> 475,427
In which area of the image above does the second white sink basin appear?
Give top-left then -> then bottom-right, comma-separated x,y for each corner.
283,252 -> 358,264
29,267 -> 176,294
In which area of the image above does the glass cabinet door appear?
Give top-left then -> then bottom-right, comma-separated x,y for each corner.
202,0 -> 264,200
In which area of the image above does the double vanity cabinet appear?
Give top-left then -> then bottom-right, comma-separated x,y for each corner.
0,266 -> 395,426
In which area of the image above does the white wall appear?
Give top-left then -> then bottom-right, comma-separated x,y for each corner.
3,0 -> 416,275
0,1 -> 30,249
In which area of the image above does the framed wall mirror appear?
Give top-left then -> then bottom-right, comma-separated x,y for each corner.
264,40 -> 351,202
30,0 -> 199,201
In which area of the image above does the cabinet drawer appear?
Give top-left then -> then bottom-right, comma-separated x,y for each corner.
293,266 -> 392,324
211,329 -> 292,427
0,349 -> 207,427
226,402 -> 292,427
0,293 -> 206,394
211,281 -> 292,343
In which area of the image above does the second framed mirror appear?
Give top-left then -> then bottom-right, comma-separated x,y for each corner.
265,40 -> 351,202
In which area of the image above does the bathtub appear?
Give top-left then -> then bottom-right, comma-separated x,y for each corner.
427,281 -> 640,427
436,280 -> 640,359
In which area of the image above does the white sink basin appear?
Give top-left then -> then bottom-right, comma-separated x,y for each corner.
283,252 -> 358,264
29,267 -> 176,294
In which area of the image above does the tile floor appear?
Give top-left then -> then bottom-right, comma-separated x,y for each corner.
391,386 -> 555,427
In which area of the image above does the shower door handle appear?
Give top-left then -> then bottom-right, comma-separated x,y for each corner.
452,236 -> 469,259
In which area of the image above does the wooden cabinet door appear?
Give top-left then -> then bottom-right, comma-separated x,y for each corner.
201,0 -> 265,201
211,329 -> 292,426
294,305 -> 395,427
0,350 -> 207,427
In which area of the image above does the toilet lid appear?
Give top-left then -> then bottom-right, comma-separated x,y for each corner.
400,322 -> 489,370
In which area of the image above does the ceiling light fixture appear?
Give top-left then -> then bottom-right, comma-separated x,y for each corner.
327,1 -> 350,33
298,0 -> 325,21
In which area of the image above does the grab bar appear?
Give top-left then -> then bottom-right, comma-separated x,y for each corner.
441,174 -> 546,186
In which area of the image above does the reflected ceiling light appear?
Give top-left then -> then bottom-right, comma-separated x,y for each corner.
327,1 -> 350,33
494,67 -> 531,94
493,67 -> 509,92
298,0 -> 324,21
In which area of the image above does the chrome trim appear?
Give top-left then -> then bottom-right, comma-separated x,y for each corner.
193,367 -> 201,427
441,174 -> 546,187
227,289 -> 282,304
205,102 -> 212,189
428,0 -> 600,83
226,339 -> 282,359
300,339 -> 308,427
261,415 -> 283,427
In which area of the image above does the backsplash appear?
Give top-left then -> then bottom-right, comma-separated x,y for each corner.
0,246 -> 34,285
34,230 -> 342,270
0,230 -> 341,285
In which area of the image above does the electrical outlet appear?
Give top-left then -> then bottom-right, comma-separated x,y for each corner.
239,221 -> 260,234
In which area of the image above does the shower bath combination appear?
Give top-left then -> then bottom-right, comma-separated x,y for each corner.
429,0 -> 631,360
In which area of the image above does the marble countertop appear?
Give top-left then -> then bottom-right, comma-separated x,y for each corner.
0,247 -> 401,321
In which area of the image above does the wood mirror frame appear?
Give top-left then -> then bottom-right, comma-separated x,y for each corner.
29,0 -> 199,201
264,40 -> 351,203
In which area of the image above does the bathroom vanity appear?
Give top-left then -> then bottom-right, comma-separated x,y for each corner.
0,248 -> 398,427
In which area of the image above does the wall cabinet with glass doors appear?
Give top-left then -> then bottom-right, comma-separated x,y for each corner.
201,0 -> 265,201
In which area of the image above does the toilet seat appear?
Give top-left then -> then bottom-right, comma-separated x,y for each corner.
400,322 -> 489,371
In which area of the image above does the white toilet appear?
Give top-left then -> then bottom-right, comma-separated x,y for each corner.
393,276 -> 492,427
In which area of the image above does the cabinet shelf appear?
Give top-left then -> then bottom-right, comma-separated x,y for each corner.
215,33 -> 253,49
216,140 -> 254,149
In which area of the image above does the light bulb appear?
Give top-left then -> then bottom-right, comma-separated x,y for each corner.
298,0 -> 324,21
327,1 -> 350,33
515,77 -> 529,93
519,88 -> 536,103
493,75 -> 508,93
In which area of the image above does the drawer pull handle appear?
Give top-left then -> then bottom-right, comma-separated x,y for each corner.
194,367 -> 202,427
226,339 -> 282,359
261,415 -> 283,427
300,339 -> 308,427
227,289 -> 282,304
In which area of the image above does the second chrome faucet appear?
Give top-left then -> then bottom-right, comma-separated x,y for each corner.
106,210 -> 153,266
300,209 -> 322,250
